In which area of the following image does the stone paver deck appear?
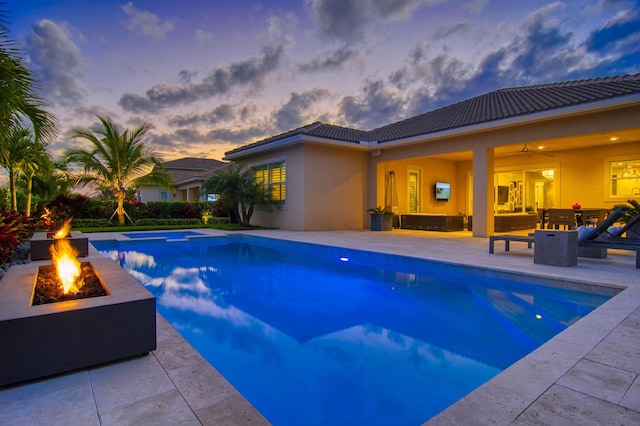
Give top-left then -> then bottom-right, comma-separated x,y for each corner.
0,228 -> 638,425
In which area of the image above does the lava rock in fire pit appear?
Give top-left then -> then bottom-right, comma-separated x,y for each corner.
32,262 -> 109,305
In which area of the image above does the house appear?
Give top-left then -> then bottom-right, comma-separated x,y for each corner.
138,157 -> 227,202
224,73 -> 640,237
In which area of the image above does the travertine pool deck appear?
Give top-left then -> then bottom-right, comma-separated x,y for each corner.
0,228 -> 638,425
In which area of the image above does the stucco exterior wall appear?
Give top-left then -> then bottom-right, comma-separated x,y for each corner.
302,144 -> 368,230
248,143 -> 368,230
248,145 -> 305,230
376,158 -> 459,215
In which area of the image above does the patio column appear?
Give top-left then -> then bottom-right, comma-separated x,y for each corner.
366,159 -> 379,229
472,146 -> 495,237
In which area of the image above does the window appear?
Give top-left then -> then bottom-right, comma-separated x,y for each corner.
160,191 -> 169,202
609,159 -> 640,198
495,167 -> 557,213
253,161 -> 286,203
408,169 -> 420,213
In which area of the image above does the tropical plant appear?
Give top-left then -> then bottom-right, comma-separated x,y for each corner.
0,125 -> 32,211
0,6 -> 55,143
0,205 -> 35,267
613,199 -> 640,224
367,206 -> 394,216
202,164 -> 273,226
64,115 -> 173,225
18,136 -> 49,217
28,157 -> 72,202
41,193 -> 90,230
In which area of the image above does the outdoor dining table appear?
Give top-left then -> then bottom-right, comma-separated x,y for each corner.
541,208 -> 607,229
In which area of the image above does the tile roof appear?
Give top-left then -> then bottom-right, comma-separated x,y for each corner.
372,73 -> 640,143
162,157 -> 226,170
224,122 -> 368,156
159,157 -> 228,184
225,73 -> 640,156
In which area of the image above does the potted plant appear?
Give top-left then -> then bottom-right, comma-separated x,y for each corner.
368,206 -> 395,231
614,199 -> 640,238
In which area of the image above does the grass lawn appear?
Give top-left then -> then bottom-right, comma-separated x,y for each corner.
72,223 -> 261,233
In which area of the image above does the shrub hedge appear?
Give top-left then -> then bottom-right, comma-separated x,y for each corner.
39,196 -> 227,225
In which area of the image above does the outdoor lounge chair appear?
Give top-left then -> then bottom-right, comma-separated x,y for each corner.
489,207 -> 640,268
577,210 -> 640,268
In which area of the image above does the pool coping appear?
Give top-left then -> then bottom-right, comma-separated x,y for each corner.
1,228 -> 638,424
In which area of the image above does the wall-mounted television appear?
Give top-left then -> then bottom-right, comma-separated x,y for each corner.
497,185 -> 509,204
434,181 -> 451,200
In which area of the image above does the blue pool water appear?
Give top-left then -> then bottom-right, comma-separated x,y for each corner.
122,230 -> 206,240
92,235 -> 613,425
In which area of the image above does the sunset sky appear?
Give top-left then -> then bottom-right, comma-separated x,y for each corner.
7,0 -> 640,164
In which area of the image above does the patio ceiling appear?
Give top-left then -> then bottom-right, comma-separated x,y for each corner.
428,126 -> 640,162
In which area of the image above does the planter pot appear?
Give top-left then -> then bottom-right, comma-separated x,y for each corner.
370,214 -> 393,231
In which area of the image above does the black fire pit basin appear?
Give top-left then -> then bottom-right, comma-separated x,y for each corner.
0,257 -> 156,387
30,231 -> 89,261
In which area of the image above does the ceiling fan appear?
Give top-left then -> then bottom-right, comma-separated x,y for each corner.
502,143 -> 555,158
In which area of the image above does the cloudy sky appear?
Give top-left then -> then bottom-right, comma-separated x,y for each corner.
7,0 -> 640,163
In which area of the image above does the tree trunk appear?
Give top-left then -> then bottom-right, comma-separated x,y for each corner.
9,169 -> 17,211
25,172 -> 34,217
116,193 -> 126,226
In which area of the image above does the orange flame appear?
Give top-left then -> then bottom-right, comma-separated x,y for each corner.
53,218 -> 73,239
50,239 -> 84,294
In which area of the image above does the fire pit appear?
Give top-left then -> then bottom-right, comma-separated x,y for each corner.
33,261 -> 109,305
30,220 -> 89,261
0,252 -> 156,386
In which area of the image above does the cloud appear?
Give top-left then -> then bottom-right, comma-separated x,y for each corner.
508,3 -> 582,82
398,3 -> 596,115
121,2 -> 174,39
178,70 -> 197,84
118,43 -> 289,113
585,8 -> 640,52
298,47 -> 359,73
206,126 -> 270,145
462,0 -> 489,15
339,80 -> 406,129
267,12 -> 298,40
433,22 -> 471,40
309,0 -> 437,43
272,89 -> 331,131
24,19 -> 86,108
167,104 -> 237,127
196,29 -> 213,46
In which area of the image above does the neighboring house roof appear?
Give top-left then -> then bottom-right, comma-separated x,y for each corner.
157,157 -> 227,185
225,73 -> 640,157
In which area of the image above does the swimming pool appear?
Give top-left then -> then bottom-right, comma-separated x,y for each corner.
122,230 -> 206,240
92,234 -> 613,425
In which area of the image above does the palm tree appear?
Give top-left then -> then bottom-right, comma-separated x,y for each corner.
0,125 -> 31,211
64,115 -> 173,225
19,138 -> 50,216
29,158 -> 73,202
0,7 -> 55,142
202,164 -> 273,226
